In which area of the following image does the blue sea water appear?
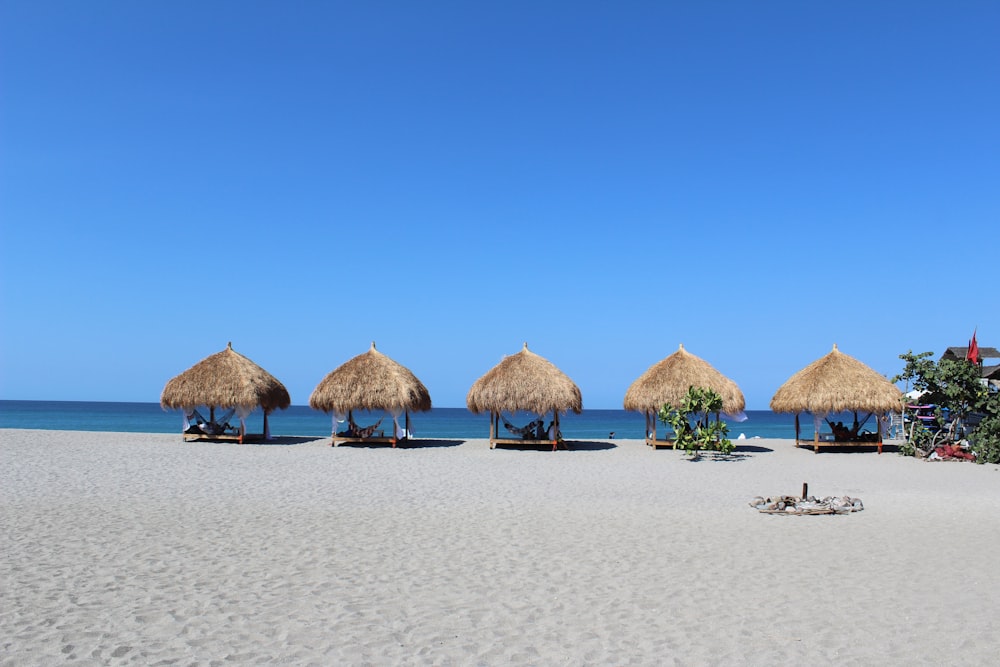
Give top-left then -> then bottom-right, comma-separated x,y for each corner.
0,400 -> 804,440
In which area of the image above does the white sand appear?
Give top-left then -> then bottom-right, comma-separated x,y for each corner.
2,429 -> 999,666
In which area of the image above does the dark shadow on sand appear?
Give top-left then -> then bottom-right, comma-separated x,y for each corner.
794,442 -> 899,454
566,440 -> 618,451
679,451 -> 754,463
332,438 -> 465,449
398,438 -> 464,449
734,444 -> 775,453
177,435 -> 325,446
670,444 -> 776,462
491,440 -> 617,451
254,435 -> 328,446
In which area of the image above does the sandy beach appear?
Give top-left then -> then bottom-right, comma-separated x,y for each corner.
2,429 -> 999,666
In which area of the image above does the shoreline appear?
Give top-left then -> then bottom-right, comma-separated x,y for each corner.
0,402 -> 818,441
3,428 -> 998,665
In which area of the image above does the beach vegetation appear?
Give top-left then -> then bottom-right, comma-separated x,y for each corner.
657,386 -> 734,456
898,421 -> 932,457
968,392 -> 1000,465
895,350 -> 998,462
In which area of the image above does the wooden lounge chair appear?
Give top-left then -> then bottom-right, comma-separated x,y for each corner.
332,416 -> 404,448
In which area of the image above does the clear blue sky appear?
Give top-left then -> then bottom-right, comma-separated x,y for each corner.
1,1 -> 997,409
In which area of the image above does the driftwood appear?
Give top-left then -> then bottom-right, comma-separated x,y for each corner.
750,495 -> 863,515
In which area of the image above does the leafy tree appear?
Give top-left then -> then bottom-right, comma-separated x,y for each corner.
895,350 -> 936,396
969,391 -> 1000,464
657,386 -> 734,456
894,349 -> 995,461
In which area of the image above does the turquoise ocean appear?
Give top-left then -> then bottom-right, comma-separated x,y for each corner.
0,400 -> 806,440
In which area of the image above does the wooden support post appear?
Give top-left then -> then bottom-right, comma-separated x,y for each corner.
489,412 -> 496,449
553,412 -> 559,451
802,482 -> 808,499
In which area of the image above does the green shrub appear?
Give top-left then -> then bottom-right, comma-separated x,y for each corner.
657,386 -> 734,456
971,393 -> 1000,464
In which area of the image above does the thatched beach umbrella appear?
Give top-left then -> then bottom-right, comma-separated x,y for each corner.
466,342 -> 582,450
309,342 -> 431,446
624,343 -> 745,446
770,344 -> 904,453
160,342 -> 291,442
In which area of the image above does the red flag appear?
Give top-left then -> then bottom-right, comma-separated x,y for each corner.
967,328 -> 980,364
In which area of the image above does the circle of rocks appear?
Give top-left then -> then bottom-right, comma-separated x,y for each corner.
750,495 -> 863,515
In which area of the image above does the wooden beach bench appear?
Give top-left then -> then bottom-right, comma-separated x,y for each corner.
645,437 -> 676,449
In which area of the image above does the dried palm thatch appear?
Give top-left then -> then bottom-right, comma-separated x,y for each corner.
160,342 -> 291,412
623,344 -> 745,415
466,343 -> 582,416
309,342 -> 432,414
770,344 -> 903,415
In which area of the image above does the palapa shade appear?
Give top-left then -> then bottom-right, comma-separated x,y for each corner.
623,343 -> 745,415
466,342 -> 582,416
770,344 -> 903,453
160,342 -> 291,413
770,344 -> 903,415
308,342 -> 432,414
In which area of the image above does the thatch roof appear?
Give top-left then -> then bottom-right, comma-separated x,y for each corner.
160,342 -> 291,412
309,342 -> 431,414
466,343 -> 583,416
623,344 -> 745,415
770,344 -> 903,414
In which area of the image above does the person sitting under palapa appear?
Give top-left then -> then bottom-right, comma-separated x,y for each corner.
502,415 -> 544,440
340,415 -> 384,439
827,414 -> 876,442
830,420 -> 852,441
186,408 -> 236,435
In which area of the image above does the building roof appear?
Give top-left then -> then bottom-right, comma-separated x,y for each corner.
940,346 -> 1000,362
981,365 -> 1000,381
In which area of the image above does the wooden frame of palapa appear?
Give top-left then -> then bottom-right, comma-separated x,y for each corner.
641,410 -> 676,449
487,411 -> 564,451
793,413 -> 885,454
331,409 -> 412,448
